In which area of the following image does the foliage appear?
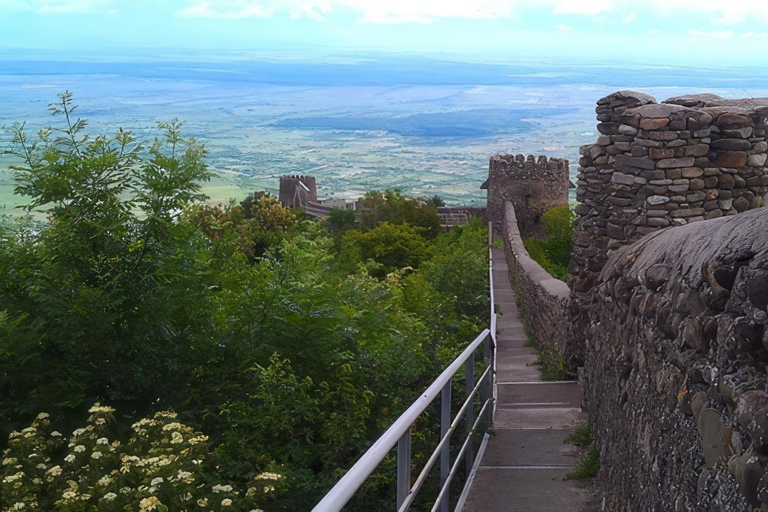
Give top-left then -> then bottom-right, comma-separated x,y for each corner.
516,295 -> 574,382
357,189 -> 441,239
564,422 -> 592,448
1,404 -> 281,511
566,444 -> 599,480
523,205 -> 575,282
340,222 -> 431,278
187,192 -> 298,259
565,423 -> 598,480
0,92 -> 218,426
0,93 -> 491,512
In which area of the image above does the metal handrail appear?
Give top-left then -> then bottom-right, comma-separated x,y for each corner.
312,223 -> 498,512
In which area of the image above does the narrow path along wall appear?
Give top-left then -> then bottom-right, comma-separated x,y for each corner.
584,208 -> 768,510
501,200 -> 571,362
568,91 -> 768,365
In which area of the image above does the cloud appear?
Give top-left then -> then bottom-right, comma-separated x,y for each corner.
0,0 -> 111,13
176,0 -> 515,22
551,0 -> 611,16
687,29 -> 734,38
554,23 -> 573,31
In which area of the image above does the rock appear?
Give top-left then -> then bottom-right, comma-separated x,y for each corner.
612,173 -> 636,186
698,407 -> 733,468
615,154 -> 657,170
627,103 -> 686,118
711,138 -> 753,151
734,196 -> 750,213
657,157 -> 695,169
717,112 -> 755,128
685,144 -> 710,157
728,445 -> 761,508
736,391 -> 768,429
647,217 -> 671,228
671,208 -> 705,218
650,148 -> 675,159
682,167 -> 704,178
597,122 -> 620,135
641,118 -> 671,130
689,179 -> 705,190
723,127 -> 753,139
749,154 -> 768,167
718,151 -> 749,167
647,195 -> 670,205
719,198 -> 734,210
619,124 -> 638,136
719,174 -> 736,189
755,141 -> 768,153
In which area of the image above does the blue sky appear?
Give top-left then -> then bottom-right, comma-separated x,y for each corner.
1,0 -> 767,65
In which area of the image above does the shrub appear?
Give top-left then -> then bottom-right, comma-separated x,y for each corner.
1,404 -> 281,511
523,205 -> 575,281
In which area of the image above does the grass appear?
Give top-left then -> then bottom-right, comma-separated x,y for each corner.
516,294 -> 574,381
565,422 -> 598,479
565,422 -> 592,447
566,444 -> 599,480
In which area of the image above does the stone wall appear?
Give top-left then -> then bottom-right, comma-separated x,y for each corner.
501,201 -> 571,360
584,208 -> 768,511
487,154 -> 569,239
568,90 -> 768,365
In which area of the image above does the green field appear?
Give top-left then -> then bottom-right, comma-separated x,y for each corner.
0,162 -> 253,221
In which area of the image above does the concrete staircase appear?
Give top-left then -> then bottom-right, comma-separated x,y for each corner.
462,248 -> 590,511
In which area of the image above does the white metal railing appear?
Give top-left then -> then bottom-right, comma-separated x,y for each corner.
312,222 -> 498,512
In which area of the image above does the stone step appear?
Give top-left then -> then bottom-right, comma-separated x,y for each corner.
497,382 -> 582,409
495,350 -> 541,383
463,467 -> 589,512
479,429 -> 582,467
493,407 -> 586,430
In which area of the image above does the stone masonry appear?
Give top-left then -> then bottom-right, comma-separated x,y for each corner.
568,90 -> 768,365
584,208 -> 768,511
487,154 -> 569,239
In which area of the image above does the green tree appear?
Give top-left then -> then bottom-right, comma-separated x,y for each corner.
341,222 -> 431,278
0,92 -> 216,426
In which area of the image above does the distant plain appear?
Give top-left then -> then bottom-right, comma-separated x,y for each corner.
2,54 -> 768,216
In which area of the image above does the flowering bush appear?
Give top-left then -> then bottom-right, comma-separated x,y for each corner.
1,405 -> 282,511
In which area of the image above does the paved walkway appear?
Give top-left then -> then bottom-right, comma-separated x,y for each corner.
463,248 -> 589,512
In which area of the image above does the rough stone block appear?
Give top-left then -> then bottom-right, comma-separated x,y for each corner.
748,154 -> 768,167
717,152 -> 749,167
657,157 -> 696,169
650,148 -> 675,159
711,138 -> 752,151
682,167 -> 704,178
640,118 -> 670,130
685,144 -> 710,157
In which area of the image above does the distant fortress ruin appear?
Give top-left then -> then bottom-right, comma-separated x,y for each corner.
489,90 -> 768,511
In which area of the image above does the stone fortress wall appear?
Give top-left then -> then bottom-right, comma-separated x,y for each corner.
490,90 -> 768,510
486,154 -> 569,239
568,91 -> 768,365
585,209 -> 768,511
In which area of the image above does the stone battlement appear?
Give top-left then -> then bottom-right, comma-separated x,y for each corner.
570,91 -> 768,305
487,154 -> 569,238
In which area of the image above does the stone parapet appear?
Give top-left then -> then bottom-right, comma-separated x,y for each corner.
567,90 -> 768,365
583,208 -> 768,510
502,201 -> 571,361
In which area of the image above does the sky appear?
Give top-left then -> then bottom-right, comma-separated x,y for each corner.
1,0 -> 768,65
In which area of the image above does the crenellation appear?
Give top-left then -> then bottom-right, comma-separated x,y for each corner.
568,91 -> 768,329
486,153 -> 569,238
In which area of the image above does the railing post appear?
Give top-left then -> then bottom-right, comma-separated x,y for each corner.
397,428 -> 411,510
439,382 -> 451,512
465,353 -> 474,476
